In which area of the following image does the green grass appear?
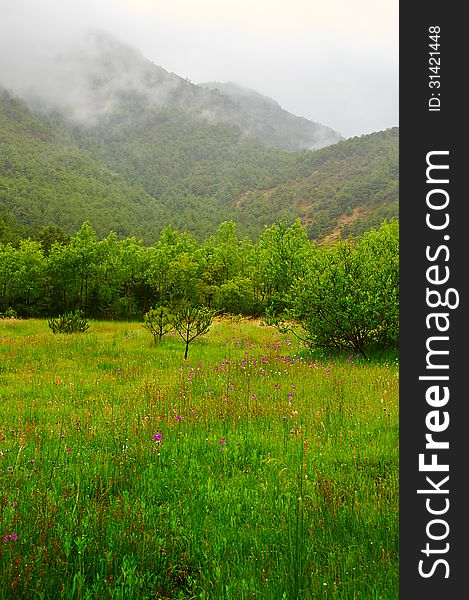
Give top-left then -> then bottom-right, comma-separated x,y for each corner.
0,318 -> 399,599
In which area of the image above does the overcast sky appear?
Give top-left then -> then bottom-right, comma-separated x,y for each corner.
0,0 -> 398,138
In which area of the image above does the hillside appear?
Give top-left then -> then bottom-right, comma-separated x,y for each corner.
0,87 -> 173,243
13,31 -> 341,153
0,30 -> 398,245
234,128 -> 399,241
199,81 -> 343,151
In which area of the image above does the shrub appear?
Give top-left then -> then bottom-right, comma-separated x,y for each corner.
266,220 -> 399,358
0,307 -> 18,319
48,311 -> 90,334
142,306 -> 174,343
294,220 -> 399,357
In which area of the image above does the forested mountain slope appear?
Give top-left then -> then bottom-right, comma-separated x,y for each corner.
0,31 -> 398,245
9,31 -> 341,152
199,81 -> 343,151
234,127 -> 399,241
0,87 -> 172,243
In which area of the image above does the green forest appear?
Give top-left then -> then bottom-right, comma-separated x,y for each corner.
0,87 -> 398,246
0,218 -> 398,356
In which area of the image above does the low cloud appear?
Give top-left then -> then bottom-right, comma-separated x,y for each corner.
0,0 -> 398,137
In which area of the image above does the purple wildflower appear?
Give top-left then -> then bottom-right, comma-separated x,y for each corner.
153,433 -> 163,441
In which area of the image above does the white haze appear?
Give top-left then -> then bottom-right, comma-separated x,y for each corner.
0,30 -> 188,125
0,0 -> 398,138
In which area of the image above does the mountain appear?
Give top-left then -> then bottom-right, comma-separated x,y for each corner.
12,31 -> 341,153
0,86 -> 171,243
41,32 -> 340,150
199,81 -> 342,151
234,127 -> 399,242
0,31 -> 398,245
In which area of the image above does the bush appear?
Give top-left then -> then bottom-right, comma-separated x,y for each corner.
266,220 -> 399,358
142,306 -> 174,343
215,277 -> 255,316
0,307 -> 18,319
48,311 -> 90,334
293,220 -> 399,357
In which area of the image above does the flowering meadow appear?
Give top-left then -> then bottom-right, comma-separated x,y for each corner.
0,318 -> 398,599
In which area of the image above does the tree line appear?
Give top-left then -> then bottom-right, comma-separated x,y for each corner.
0,219 -> 398,355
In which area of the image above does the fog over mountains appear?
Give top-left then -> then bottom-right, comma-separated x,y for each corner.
199,81 -> 342,151
0,29 -> 397,244
0,30 -> 342,152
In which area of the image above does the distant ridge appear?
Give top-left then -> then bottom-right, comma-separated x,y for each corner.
199,81 -> 343,151
0,31 -> 398,245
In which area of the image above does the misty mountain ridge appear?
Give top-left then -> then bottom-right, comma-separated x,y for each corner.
4,29 -> 342,152
0,29 -> 398,245
199,81 -> 342,151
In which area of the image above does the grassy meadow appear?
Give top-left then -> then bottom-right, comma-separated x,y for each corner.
0,318 -> 399,599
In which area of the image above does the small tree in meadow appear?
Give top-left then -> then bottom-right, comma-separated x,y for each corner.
142,306 -> 174,344
171,304 -> 214,359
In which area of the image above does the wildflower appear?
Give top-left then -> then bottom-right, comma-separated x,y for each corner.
66,447 -> 71,453
219,439 -> 227,445
153,433 -> 163,441
4,533 -> 18,542
7,466 -> 13,471
175,415 -> 183,421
